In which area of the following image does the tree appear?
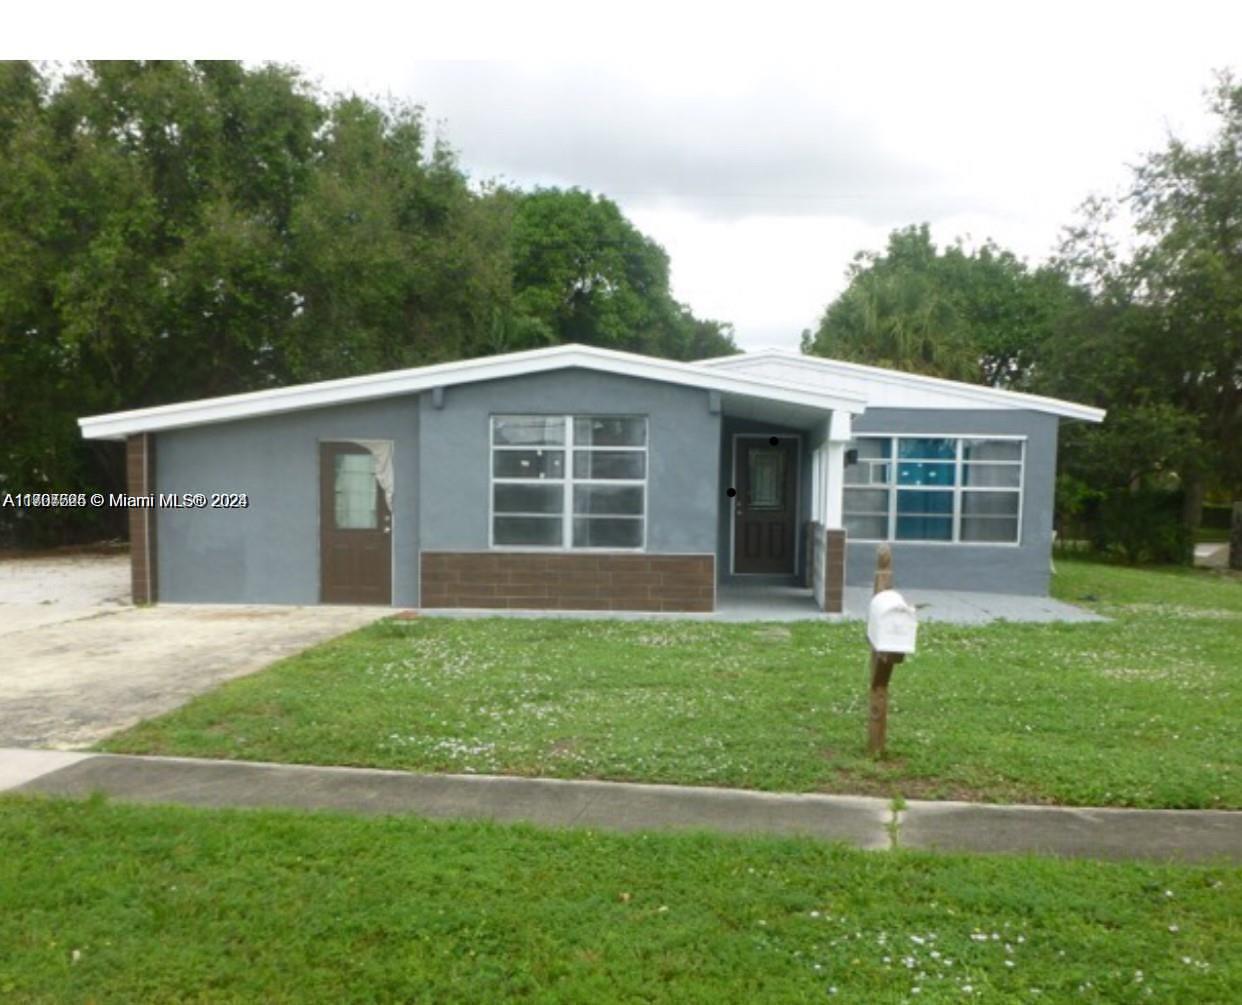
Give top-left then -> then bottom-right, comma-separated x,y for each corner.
801,225 -> 1077,386
0,63 -> 733,547
508,188 -> 735,360
1051,73 -> 1242,530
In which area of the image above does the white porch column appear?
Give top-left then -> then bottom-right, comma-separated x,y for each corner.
823,410 -> 852,530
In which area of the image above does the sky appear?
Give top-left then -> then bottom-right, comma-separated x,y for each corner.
15,1 -> 1242,350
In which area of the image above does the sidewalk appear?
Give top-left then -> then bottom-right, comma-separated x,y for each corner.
3,748 -> 1239,864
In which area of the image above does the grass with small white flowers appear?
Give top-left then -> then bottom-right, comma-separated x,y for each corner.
98,559 -> 1242,808
1,796 -> 1237,1003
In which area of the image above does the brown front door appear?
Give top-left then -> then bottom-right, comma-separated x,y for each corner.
320,442 -> 392,605
733,435 -> 798,574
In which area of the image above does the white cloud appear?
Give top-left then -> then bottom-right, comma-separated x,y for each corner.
14,1 -> 1238,350
627,209 -> 890,350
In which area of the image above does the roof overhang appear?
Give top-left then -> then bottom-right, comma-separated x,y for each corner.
698,349 -> 1106,423
79,343 -> 868,441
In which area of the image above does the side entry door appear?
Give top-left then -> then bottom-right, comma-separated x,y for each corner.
320,442 -> 392,604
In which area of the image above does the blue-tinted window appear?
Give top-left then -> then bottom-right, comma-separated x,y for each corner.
897,490 -> 954,515
896,515 -> 953,540
898,438 -> 955,460
897,462 -> 956,486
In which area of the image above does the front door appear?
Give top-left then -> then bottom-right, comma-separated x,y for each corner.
733,435 -> 797,574
320,442 -> 392,604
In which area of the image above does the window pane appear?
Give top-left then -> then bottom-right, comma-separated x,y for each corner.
846,441 -> 892,487
574,485 -> 644,516
897,490 -> 954,515
962,463 -> 1021,487
843,488 -> 889,514
850,437 -> 892,460
333,453 -> 376,529
494,483 -> 563,515
962,491 -> 1020,516
898,437 -> 955,460
897,462 -> 956,486
961,517 -> 1020,543
748,448 -> 785,509
845,514 -> 888,540
493,450 -> 565,479
844,460 -> 890,486
573,450 -> 646,480
492,415 -> 565,446
962,439 -> 1022,462
494,516 -> 563,546
896,515 -> 953,541
574,417 -> 646,447
573,517 -> 643,548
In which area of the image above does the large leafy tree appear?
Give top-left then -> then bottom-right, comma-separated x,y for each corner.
1048,74 -> 1242,527
804,75 -> 1242,544
0,62 -> 733,547
506,187 -> 735,359
801,225 -> 1079,386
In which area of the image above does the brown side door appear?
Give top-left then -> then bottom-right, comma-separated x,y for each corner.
733,435 -> 798,574
320,442 -> 392,605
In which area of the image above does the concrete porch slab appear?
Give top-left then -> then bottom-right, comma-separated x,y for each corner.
422,585 -> 1102,625
844,586 -> 1105,625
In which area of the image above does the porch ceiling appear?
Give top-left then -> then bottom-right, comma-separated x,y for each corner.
719,391 -> 835,430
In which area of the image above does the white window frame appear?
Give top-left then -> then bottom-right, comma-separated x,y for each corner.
489,414 -> 649,552
843,434 -> 1025,546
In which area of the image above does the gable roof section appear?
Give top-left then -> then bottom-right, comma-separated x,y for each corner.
697,348 -> 1106,422
79,343 -> 868,441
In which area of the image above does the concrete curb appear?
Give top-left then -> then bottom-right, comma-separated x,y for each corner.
6,751 -> 893,850
4,750 -> 1240,863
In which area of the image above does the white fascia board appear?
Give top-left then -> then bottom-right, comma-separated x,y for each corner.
78,343 -> 867,441
698,349 -> 1106,423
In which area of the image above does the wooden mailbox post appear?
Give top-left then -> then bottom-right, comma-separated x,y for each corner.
865,545 -> 918,756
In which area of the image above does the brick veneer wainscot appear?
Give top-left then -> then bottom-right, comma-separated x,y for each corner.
420,552 -> 715,612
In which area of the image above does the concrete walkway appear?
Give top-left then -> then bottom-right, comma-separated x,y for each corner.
4,749 -> 1238,864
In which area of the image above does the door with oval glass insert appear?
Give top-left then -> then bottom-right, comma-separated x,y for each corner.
319,442 -> 392,604
733,435 -> 797,574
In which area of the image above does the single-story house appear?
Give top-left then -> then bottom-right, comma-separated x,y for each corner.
78,344 -> 1104,613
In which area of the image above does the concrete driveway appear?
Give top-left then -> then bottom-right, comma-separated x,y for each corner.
0,554 -> 385,749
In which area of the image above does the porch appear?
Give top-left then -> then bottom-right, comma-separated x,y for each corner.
419,583 -> 1101,625
716,404 -> 852,614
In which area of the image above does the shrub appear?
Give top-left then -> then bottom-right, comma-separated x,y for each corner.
1092,488 -> 1193,564
1202,503 -> 1233,531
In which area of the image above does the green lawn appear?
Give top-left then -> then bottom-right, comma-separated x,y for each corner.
1,796 -> 1237,1003
98,560 -> 1242,808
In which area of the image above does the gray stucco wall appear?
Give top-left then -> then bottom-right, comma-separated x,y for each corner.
716,416 -> 812,582
418,368 -> 721,556
847,408 -> 1060,595
155,396 -> 420,605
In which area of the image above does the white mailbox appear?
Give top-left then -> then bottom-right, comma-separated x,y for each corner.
867,589 -> 918,655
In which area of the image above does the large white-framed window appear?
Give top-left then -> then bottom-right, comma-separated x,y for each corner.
843,435 -> 1024,544
490,414 -> 648,551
